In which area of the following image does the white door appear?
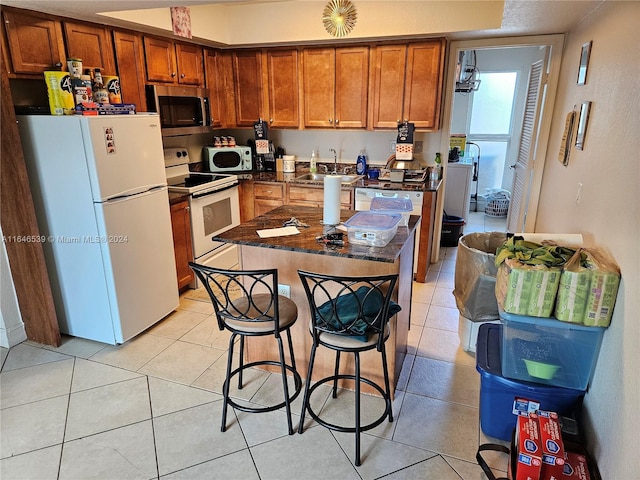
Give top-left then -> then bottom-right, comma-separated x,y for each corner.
81,114 -> 167,200
507,56 -> 547,233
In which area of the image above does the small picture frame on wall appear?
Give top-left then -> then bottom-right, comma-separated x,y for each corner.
577,41 -> 592,85
575,101 -> 592,150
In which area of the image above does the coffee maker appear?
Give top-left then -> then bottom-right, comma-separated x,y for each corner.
259,142 -> 276,172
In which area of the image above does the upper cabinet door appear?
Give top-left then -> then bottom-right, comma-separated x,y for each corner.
403,40 -> 445,130
232,50 -> 264,127
266,49 -> 299,128
175,42 -> 203,86
63,22 -> 115,73
334,46 -> 368,129
113,30 -> 147,111
370,44 -> 407,129
144,36 -> 177,83
2,9 -> 65,75
204,48 -> 225,127
302,48 -> 335,128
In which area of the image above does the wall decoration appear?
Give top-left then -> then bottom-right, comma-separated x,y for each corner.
575,101 -> 592,150
171,7 -> 192,39
323,0 -> 357,38
577,41 -> 592,85
558,110 -> 576,166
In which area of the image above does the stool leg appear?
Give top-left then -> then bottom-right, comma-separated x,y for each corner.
238,335 -> 245,389
221,332 -> 237,432
286,328 -> 297,373
381,345 -> 393,422
276,334 -> 294,435
354,351 -> 361,467
332,351 -> 341,398
298,342 -> 318,434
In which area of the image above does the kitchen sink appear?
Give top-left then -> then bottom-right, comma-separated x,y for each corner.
294,173 -> 363,185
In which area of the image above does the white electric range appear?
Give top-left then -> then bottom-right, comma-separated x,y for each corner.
164,148 -> 241,287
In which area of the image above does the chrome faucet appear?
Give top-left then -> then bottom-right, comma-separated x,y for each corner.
329,148 -> 337,174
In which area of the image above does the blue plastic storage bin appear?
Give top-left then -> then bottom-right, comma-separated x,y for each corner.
499,309 -> 605,390
476,323 -> 585,442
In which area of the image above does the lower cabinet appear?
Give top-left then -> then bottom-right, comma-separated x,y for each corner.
288,184 -> 353,209
170,199 -> 194,290
253,182 -> 285,217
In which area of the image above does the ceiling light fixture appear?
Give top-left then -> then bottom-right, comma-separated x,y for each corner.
323,0 -> 357,38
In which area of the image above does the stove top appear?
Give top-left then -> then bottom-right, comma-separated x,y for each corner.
164,147 -> 238,194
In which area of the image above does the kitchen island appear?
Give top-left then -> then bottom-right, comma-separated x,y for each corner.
214,205 -> 419,396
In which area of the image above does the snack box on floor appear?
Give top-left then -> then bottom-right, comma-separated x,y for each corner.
476,323 -> 585,442
500,309 -> 606,391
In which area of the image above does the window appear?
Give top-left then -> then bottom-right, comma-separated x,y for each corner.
469,72 -> 517,135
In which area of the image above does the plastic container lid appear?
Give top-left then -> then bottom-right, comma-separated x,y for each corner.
370,196 -> 413,214
344,211 -> 402,230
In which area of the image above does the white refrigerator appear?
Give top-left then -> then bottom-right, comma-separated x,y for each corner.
18,114 -> 179,345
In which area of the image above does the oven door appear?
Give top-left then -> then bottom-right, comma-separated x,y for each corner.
189,184 -> 240,259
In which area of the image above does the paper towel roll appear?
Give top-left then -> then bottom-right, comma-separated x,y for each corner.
323,175 -> 342,225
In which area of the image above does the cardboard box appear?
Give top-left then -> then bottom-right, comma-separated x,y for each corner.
514,413 -> 543,480
44,71 -> 75,115
538,411 -> 566,479
560,452 -> 591,480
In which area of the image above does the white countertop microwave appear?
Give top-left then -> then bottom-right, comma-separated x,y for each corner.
204,146 -> 253,172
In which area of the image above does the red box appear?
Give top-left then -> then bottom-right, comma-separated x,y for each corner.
538,411 -> 566,479
513,413 -> 543,480
561,452 -> 591,479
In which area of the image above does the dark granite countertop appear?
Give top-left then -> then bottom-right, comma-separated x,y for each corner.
240,171 -> 441,192
214,205 -> 420,263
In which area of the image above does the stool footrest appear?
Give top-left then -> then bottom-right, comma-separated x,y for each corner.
224,360 -> 302,414
304,374 -> 392,433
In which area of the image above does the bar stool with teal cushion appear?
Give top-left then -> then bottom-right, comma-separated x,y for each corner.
189,263 -> 302,435
297,270 -> 401,465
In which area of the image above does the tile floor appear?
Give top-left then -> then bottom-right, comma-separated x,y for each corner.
1,211 -> 507,480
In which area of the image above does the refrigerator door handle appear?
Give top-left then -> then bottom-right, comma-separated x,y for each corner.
103,185 -> 168,204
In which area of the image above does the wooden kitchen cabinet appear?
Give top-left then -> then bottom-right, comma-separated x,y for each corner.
238,178 -> 255,222
302,46 -> 369,129
265,49 -> 299,128
232,50 -> 264,127
370,40 -> 445,130
112,30 -> 147,111
253,181 -> 284,217
170,199 -> 195,290
144,36 -> 204,86
63,21 -> 115,74
204,48 -> 226,127
1,8 -> 65,76
288,184 -> 353,209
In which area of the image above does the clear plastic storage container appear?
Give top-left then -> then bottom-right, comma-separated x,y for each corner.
499,309 -> 605,390
344,211 -> 402,247
369,196 -> 413,226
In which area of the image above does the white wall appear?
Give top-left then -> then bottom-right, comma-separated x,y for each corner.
535,1 -> 640,476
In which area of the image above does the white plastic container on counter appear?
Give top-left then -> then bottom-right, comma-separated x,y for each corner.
344,211 -> 402,247
370,196 -> 413,226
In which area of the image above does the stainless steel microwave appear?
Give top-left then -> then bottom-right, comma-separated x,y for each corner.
204,146 -> 253,172
145,85 -> 211,136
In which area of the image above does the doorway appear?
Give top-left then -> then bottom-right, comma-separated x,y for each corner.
433,35 -> 565,262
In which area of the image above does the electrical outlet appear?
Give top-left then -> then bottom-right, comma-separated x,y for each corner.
414,141 -> 423,153
390,140 -> 396,152
277,284 -> 290,298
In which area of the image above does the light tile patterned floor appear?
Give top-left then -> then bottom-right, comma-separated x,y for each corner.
0,212 -> 507,479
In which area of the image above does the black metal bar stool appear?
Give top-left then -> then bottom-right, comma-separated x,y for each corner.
189,263 -> 302,435
297,270 -> 401,465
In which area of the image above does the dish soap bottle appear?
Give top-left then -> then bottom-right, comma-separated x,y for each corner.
310,149 -> 318,173
356,149 -> 368,175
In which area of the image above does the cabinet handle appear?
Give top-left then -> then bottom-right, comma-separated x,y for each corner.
269,118 -> 274,124
185,206 -> 190,211
180,73 -> 185,78
329,118 -> 333,124
54,62 -> 62,68
171,72 -> 177,77
335,119 -> 339,124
